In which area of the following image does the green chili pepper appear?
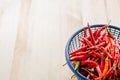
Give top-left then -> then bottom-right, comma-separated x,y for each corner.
75,61 -> 80,70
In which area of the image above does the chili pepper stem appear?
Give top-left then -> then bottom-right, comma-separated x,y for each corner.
62,62 -> 67,66
81,67 -> 94,77
71,74 -> 76,79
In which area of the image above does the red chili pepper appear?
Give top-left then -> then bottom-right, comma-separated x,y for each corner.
86,29 -> 99,40
107,32 -> 114,39
110,47 -> 115,59
119,42 -> 120,45
70,55 -> 87,61
81,60 -> 98,68
89,51 -> 103,59
103,63 -> 117,79
87,23 -> 95,45
96,25 -> 108,37
88,42 -> 106,50
96,66 -> 102,78
71,60 -> 76,67
93,77 -> 101,80
95,31 -> 106,44
108,59 -> 111,69
70,46 -> 88,55
105,42 -> 110,51
100,47 -> 113,59
104,35 -> 109,44
78,37 -> 86,45
80,36 -> 93,46
84,29 -> 87,37
93,29 -> 99,39
103,69 -> 112,79
81,60 -> 102,77
113,69 -> 117,80
108,74 -> 112,80
70,51 -> 88,57
100,58 -> 104,73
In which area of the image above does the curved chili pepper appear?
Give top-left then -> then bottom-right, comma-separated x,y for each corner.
70,55 -> 87,61
70,51 -> 88,57
87,23 -> 95,45
89,51 -> 103,59
110,47 -> 115,59
80,36 -> 93,46
95,31 -> 106,44
103,62 -> 117,80
100,47 -> 113,59
103,69 -> 112,80
96,25 -> 107,37
96,66 -> 102,78
78,37 -> 86,45
102,57 -> 109,78
93,29 -> 99,40
86,29 -> 99,40
70,46 -> 88,55
81,60 -> 98,68
105,42 -> 110,50
81,60 -> 102,77
93,77 -> 101,80
88,42 -> 106,50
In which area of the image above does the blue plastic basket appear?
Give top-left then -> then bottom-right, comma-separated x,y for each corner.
65,24 -> 120,80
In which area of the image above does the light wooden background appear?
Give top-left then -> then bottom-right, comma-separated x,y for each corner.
0,0 -> 120,80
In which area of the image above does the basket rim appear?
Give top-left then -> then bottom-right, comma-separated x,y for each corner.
65,24 -> 120,80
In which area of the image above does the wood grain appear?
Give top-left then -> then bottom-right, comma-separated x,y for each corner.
9,0 -> 31,80
0,0 -> 120,80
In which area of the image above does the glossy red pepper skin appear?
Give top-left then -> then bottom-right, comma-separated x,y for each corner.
96,66 -> 102,78
100,47 -> 113,59
86,29 -> 99,40
81,60 -> 102,78
70,51 -> 87,57
88,42 -> 106,50
81,60 -> 98,68
100,58 -> 104,73
87,23 -> 95,45
80,36 -> 93,46
96,25 -> 108,37
105,42 -> 110,50
95,31 -> 106,44
108,74 -> 112,80
70,55 -> 88,61
104,70 -> 112,79
70,46 -> 87,55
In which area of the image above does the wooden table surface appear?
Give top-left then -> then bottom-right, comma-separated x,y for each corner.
0,0 -> 120,80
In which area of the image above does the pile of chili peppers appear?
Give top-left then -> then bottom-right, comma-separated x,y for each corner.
70,23 -> 120,80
